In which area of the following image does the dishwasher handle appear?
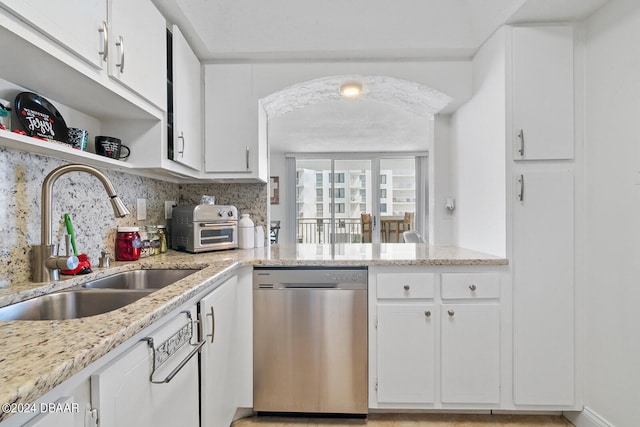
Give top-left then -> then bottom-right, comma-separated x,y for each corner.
282,283 -> 339,289
255,282 -> 367,290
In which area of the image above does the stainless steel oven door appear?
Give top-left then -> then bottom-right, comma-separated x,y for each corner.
195,222 -> 237,251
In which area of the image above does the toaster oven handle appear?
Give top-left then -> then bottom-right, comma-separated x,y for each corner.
199,222 -> 237,227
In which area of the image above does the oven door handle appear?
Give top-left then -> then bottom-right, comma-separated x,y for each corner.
199,222 -> 237,227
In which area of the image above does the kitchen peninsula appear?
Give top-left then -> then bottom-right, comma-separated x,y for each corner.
0,244 -> 506,425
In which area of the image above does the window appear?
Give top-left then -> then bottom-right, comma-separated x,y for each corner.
329,172 -> 345,183
291,155 -> 425,245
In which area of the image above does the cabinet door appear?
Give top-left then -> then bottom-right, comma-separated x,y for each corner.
0,0 -> 106,69
513,171 -> 574,405
441,304 -> 500,404
91,307 -> 199,427
108,0 -> 166,108
376,303 -> 436,404
204,63 -> 266,180
171,25 -> 201,171
200,276 -> 239,427
512,25 -> 574,160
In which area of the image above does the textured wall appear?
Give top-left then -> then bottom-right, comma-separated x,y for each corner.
0,146 -> 267,286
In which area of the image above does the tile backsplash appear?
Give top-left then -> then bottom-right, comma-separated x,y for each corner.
0,146 -> 267,286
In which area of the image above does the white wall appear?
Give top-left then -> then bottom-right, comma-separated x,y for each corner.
269,148 -> 288,242
449,28 -> 507,257
429,114 -> 453,245
579,1 -> 640,425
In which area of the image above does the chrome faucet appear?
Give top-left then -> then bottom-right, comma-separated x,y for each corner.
33,164 -> 130,282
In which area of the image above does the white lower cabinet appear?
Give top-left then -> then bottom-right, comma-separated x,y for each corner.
372,268 -> 504,409
440,304 -> 500,404
200,275 -> 240,427
377,303 -> 436,403
90,306 -> 200,427
512,170 -> 574,406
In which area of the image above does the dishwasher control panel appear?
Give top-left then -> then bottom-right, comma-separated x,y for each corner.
253,267 -> 367,289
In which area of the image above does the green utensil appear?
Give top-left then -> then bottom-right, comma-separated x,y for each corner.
63,213 -> 78,256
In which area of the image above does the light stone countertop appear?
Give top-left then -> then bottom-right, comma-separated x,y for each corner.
0,244 -> 507,421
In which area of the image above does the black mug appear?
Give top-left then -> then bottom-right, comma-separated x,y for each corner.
95,136 -> 130,160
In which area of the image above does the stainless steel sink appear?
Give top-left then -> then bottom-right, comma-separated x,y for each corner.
0,269 -> 201,321
81,269 -> 200,290
0,289 -> 153,321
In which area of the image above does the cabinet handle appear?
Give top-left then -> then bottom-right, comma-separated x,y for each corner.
98,21 -> 108,62
517,174 -> 524,202
424,310 -> 431,317
178,131 -> 185,156
517,129 -> 525,157
448,310 -> 455,317
245,146 -> 250,170
115,35 -> 125,72
403,284 -> 410,291
469,284 -> 477,291
206,306 -> 215,344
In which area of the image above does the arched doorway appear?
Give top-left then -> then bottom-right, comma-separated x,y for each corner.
260,75 -> 452,245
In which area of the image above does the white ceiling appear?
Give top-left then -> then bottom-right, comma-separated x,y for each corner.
154,0 -> 609,152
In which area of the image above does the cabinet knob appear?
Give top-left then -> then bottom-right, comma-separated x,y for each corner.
469,284 -> 477,291
403,284 -> 410,291
448,310 -> 455,317
424,310 -> 431,317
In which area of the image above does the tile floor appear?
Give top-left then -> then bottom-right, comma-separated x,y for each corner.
233,413 -> 573,427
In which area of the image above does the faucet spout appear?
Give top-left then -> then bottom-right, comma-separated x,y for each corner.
34,164 -> 130,282
40,164 -> 130,246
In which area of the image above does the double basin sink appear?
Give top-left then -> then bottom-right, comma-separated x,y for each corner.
0,269 -> 200,321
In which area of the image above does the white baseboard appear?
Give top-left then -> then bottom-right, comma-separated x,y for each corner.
564,407 -> 613,427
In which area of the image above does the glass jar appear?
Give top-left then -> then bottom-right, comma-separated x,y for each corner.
157,225 -> 168,253
115,227 -> 141,261
146,225 -> 161,256
139,227 -> 151,258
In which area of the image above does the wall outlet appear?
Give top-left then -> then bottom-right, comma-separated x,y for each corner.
165,201 -> 176,219
136,198 -> 147,221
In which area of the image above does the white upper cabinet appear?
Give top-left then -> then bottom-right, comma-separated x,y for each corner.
203,63 -> 268,182
511,25 -> 574,160
170,25 -> 201,171
108,0 -> 166,109
0,0 -> 107,69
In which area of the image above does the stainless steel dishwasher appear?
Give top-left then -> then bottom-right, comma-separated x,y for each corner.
253,267 -> 368,415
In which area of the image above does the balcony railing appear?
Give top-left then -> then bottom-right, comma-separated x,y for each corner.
297,217 -> 364,244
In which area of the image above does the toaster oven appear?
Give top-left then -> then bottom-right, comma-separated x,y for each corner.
171,205 -> 238,253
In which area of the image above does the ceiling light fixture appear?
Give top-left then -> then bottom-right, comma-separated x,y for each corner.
340,83 -> 362,97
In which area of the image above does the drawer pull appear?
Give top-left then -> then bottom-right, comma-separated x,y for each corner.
424,310 -> 431,317
469,284 -> 477,291
403,285 -> 410,291
448,310 -> 455,317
